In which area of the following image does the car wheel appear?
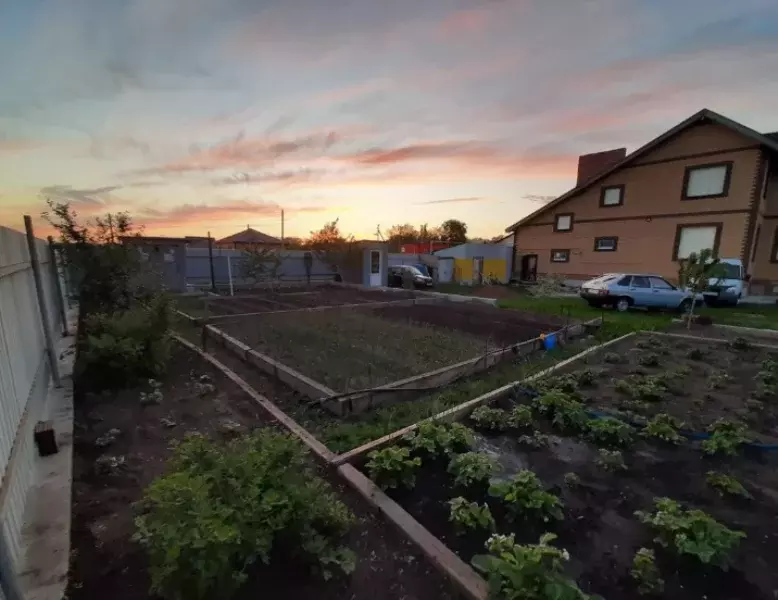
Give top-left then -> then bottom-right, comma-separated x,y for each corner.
615,297 -> 631,312
678,299 -> 692,314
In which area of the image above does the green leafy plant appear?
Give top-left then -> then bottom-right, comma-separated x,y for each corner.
615,375 -> 666,402
535,391 -> 588,432
470,406 -> 512,431
448,497 -> 496,534
631,547 -> 664,596
133,432 -> 356,599
728,336 -> 752,351
707,371 -> 731,390
365,446 -> 422,489
701,419 -> 752,456
510,405 -> 534,429
471,533 -> 591,600
518,431 -> 550,448
533,374 -> 581,397
686,347 -> 707,360
404,421 -> 474,457
638,352 -> 661,367
676,248 -> 726,329
642,413 -> 686,445
706,471 -> 751,499
595,449 -> 626,472
603,352 -> 621,364
489,471 -> 563,522
745,397 -> 765,411
563,472 -> 580,488
448,452 -> 498,488
574,368 -> 603,387
635,497 -> 745,568
586,417 -> 634,448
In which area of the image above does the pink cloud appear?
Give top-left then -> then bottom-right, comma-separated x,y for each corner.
438,9 -> 491,37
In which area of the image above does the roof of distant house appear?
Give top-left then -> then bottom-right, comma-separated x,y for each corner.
217,227 -> 281,245
505,108 -> 778,232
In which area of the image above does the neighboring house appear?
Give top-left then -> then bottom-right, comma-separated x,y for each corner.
216,227 -> 282,250
400,241 -> 452,253
434,242 -> 512,284
505,108 -> 778,294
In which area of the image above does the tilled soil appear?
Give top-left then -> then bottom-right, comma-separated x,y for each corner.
66,343 -> 457,600
369,397 -> 778,600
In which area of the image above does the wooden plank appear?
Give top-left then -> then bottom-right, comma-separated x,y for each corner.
333,330 -> 634,465
649,330 -> 778,351
173,335 -> 335,462
337,463 -> 488,600
205,298 -> 420,323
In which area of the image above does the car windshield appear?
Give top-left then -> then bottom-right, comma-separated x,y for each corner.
406,266 -> 424,277
717,263 -> 741,280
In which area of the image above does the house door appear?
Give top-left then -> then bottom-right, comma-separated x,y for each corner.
369,250 -> 382,287
473,257 -> 484,284
520,254 -> 538,282
437,258 -> 454,283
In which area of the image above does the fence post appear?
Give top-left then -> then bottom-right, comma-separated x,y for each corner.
24,216 -> 61,388
207,232 -> 216,293
227,255 -> 234,296
47,236 -> 69,336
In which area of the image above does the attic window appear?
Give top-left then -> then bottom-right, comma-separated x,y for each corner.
683,162 -> 732,199
600,185 -> 624,207
550,249 -> 570,263
594,236 -> 618,252
554,213 -> 573,232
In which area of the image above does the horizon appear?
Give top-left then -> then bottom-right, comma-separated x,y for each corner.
2,0 -> 778,241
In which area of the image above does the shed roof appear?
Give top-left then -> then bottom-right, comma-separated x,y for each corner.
216,227 -> 280,244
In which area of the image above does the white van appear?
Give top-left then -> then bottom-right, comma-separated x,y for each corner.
702,258 -> 749,307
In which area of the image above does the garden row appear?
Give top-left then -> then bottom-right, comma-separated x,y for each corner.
349,331 -> 778,599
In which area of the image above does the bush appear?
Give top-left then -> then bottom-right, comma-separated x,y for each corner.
448,497 -> 495,534
701,419 -> 752,456
404,421 -> 473,457
642,413 -> 685,445
510,405 -> 534,429
586,417 -> 634,448
635,497 -> 745,568
470,406 -> 512,431
595,449 -> 626,472
134,432 -> 355,599
706,471 -> 751,498
472,533 -> 591,600
489,470 -> 563,522
534,391 -> 588,432
631,547 -> 664,595
78,295 -> 173,390
448,452 -> 498,487
366,446 -> 421,489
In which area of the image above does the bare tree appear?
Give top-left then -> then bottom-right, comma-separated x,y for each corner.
677,248 -> 725,328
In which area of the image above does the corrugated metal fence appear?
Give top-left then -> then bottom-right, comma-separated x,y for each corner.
0,224 -> 64,600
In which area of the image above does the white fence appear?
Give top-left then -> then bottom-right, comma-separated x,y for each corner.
0,224 -> 64,599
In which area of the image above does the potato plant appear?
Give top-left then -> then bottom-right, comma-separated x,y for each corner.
595,449 -> 626,472
448,497 -> 496,534
509,404 -> 534,429
585,417 -> 634,448
471,533 -> 591,600
707,371 -> 731,390
448,452 -> 498,488
615,375 -> 666,402
534,391 -> 588,432
488,470 -> 563,522
706,471 -> 751,499
366,446 -> 422,489
701,419 -> 752,456
638,352 -> 661,367
404,421 -> 473,457
631,547 -> 664,596
641,413 -> 685,445
470,406 -> 512,431
635,497 -> 746,568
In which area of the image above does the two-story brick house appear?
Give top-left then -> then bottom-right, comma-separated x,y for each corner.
505,109 -> 778,295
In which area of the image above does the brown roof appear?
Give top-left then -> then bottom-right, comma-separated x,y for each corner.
505,108 -> 778,232
216,227 -> 280,244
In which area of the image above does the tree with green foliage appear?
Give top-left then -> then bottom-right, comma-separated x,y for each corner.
439,219 -> 468,244
676,248 -> 726,328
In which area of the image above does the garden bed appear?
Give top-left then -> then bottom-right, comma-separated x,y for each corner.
349,330 -> 778,600
67,342 -> 457,600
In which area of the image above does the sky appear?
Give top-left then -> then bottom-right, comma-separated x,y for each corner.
2,0 -> 778,242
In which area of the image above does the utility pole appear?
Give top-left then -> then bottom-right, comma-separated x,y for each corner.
281,210 -> 285,248
207,231 -> 217,293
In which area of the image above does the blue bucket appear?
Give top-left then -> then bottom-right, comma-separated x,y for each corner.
543,333 -> 557,351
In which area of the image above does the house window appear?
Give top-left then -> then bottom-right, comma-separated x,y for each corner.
682,162 -> 732,199
550,249 -> 570,263
673,223 -> 722,260
600,185 -> 624,207
554,213 -> 573,232
594,236 -> 618,252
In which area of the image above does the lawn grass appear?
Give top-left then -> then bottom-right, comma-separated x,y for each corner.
497,296 -> 778,336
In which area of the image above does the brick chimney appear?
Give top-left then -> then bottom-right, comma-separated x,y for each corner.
576,148 -> 627,186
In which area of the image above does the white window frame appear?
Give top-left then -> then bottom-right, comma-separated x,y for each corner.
550,249 -> 570,263
683,163 -> 731,199
554,214 -> 573,232
594,236 -> 618,252
600,186 -> 624,207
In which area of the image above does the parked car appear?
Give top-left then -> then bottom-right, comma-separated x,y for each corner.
388,265 -> 434,288
701,257 -> 749,307
579,273 -> 703,312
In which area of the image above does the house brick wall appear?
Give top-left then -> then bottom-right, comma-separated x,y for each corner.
514,122 -> 763,283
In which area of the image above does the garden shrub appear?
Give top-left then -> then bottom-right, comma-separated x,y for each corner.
134,432 -> 356,600
366,446 -> 422,489
641,413 -> 685,445
595,449 -> 626,472
585,417 -> 634,448
509,404 -> 534,429
489,470 -> 563,522
78,294 -> 173,390
635,497 -> 745,568
638,352 -> 661,367
535,391 -> 588,432
631,547 -> 664,595
404,421 -> 473,457
518,431 -> 550,448
472,533 -> 591,600
448,452 -> 498,487
614,375 -> 666,402
448,497 -> 495,534
701,419 -> 752,456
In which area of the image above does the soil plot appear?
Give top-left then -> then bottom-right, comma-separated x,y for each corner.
67,343 -> 455,600
360,392 -> 778,600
